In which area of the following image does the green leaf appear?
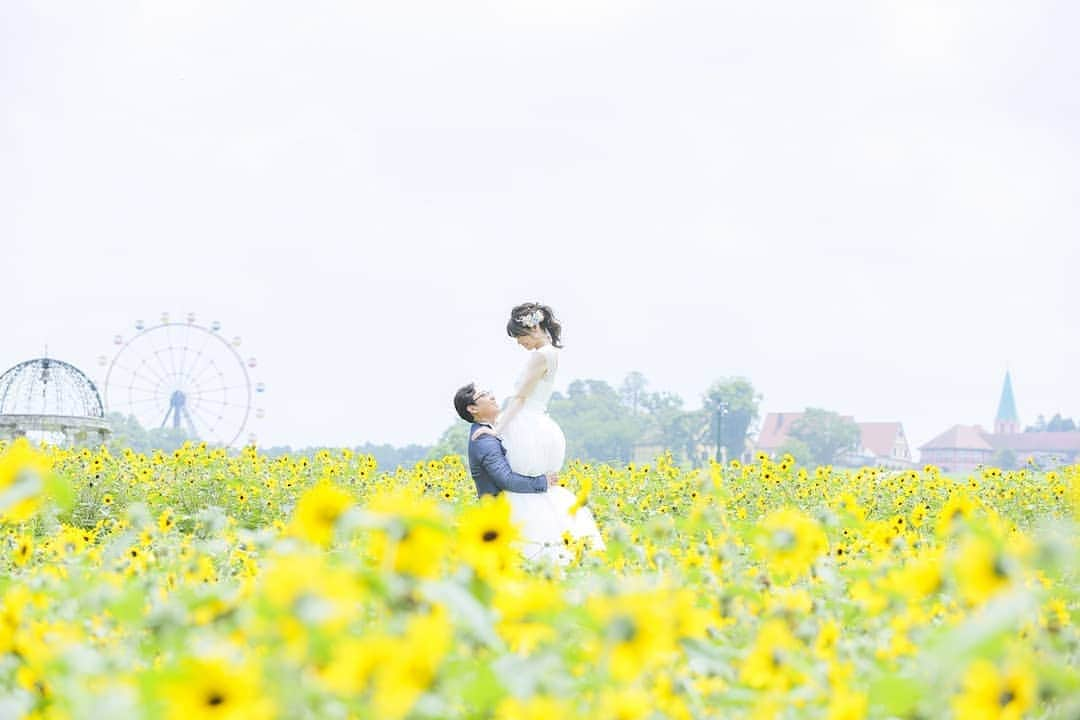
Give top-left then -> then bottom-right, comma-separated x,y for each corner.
869,675 -> 924,716
109,583 -> 146,623
45,471 -> 74,513
456,661 -> 505,711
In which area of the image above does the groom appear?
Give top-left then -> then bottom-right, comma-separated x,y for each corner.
453,383 -> 558,497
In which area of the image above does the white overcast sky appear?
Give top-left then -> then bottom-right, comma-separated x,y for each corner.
2,0 -> 1077,452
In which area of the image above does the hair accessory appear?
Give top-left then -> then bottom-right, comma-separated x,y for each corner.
515,309 -> 544,328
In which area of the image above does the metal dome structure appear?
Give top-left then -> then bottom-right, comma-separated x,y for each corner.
0,358 -> 110,445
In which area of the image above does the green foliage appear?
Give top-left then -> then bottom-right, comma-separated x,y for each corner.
357,442 -> 430,470
776,438 -> 813,467
619,371 -> 650,416
702,377 -> 761,462
550,379 -> 648,464
1024,413 -> 1076,433
428,423 -> 470,463
621,374 -> 711,465
789,408 -> 861,466
1047,414 -> 1076,432
106,412 -> 189,453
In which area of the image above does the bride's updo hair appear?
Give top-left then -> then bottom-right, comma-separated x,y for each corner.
507,302 -> 563,348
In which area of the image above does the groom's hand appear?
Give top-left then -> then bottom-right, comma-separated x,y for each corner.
546,473 -> 560,487
471,427 -> 497,441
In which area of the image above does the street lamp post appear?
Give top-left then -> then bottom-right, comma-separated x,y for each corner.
715,402 -> 729,466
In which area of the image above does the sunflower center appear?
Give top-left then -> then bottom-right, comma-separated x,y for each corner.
318,507 -> 341,524
482,530 -> 499,542
611,616 -> 637,642
772,529 -> 796,550
998,689 -> 1015,707
206,691 -> 226,707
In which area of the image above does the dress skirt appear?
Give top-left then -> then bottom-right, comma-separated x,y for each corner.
500,408 -> 605,562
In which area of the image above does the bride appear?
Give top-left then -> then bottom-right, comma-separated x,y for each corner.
473,303 -> 605,562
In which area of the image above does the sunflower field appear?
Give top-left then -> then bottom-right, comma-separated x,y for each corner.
0,438 -> 1077,719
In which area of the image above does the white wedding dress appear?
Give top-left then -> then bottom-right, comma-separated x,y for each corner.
500,344 -> 605,563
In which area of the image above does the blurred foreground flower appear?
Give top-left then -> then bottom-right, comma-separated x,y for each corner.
290,482 -> 354,546
952,660 -> 1035,720
0,438 -> 52,523
755,507 -> 827,578
163,656 -> 274,720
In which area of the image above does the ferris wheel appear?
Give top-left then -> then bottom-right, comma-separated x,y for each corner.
100,313 -> 265,447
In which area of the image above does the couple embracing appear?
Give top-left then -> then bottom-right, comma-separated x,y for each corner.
453,303 -> 605,564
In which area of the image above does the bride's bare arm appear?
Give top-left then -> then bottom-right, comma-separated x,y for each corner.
479,353 -> 547,439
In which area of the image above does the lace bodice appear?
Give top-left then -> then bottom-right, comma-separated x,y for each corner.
513,345 -> 559,412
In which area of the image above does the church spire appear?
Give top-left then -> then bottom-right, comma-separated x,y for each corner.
994,371 -> 1019,435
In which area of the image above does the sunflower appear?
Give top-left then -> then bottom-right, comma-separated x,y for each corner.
739,619 -> 804,691
826,687 -> 868,720
371,607 -> 453,719
289,482 -> 354,546
157,509 -> 175,533
754,507 -> 827,578
587,590 -> 677,681
936,490 -> 976,537
457,495 -> 519,579
952,660 -> 1035,720
955,535 -> 1015,606
0,438 -> 51,524
367,490 -> 447,579
163,657 -> 273,720
12,535 -> 32,566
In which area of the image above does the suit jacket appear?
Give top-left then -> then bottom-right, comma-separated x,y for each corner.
467,422 -> 548,497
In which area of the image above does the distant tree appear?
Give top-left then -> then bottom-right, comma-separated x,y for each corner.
1046,414 -> 1077,432
619,371 -> 650,416
357,442 -> 431,471
640,391 -> 694,461
789,408 -> 860,466
991,448 -> 1017,470
427,423 -> 470,463
776,438 -> 814,467
1024,414 -> 1047,433
640,390 -> 682,415
1024,414 -> 1076,433
106,412 -> 188,453
702,378 -> 762,462
549,379 -> 647,464
682,409 -> 716,466
262,442 -> 431,470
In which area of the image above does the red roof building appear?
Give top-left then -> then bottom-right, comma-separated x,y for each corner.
919,425 -> 995,471
755,412 -> 913,468
918,373 -> 1080,471
856,422 -> 914,464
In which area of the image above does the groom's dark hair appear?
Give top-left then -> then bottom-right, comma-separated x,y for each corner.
454,383 -> 477,423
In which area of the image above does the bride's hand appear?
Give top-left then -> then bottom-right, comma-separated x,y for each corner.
471,427 -> 498,441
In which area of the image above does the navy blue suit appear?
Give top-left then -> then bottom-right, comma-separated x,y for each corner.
467,422 -> 548,497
